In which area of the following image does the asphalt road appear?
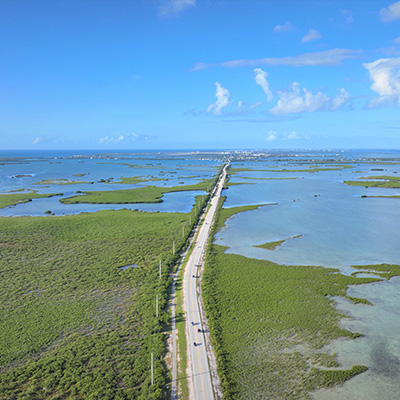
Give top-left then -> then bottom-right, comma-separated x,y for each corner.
183,165 -> 227,400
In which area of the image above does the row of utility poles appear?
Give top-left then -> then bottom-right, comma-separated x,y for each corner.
151,258 -> 163,386
149,180 -> 219,390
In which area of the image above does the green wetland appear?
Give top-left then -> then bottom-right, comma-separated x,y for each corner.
1,149 -> 400,399
211,154 -> 400,399
0,193 -> 212,399
0,151 -> 220,399
204,201 -> 400,399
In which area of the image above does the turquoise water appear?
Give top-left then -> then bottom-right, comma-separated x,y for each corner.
2,149 -> 400,398
214,154 -> 400,399
0,150 -> 220,215
217,162 -> 400,268
312,277 -> 400,400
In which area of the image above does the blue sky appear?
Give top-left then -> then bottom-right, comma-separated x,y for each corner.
1,0 -> 400,150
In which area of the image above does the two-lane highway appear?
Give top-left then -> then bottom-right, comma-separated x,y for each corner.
183,164 -> 227,400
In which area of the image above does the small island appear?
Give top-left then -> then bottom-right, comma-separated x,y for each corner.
253,234 -> 303,250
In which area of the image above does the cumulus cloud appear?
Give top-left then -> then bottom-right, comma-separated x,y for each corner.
273,21 -> 294,33
363,57 -> 400,107
207,82 -> 233,115
267,130 -> 278,141
98,132 -> 153,146
254,68 -> 273,102
158,0 -> 196,17
301,29 -> 322,43
333,88 -> 350,109
270,82 -> 350,114
287,131 -> 301,140
380,1 -> 400,22
191,48 -> 361,70
266,130 -> 309,141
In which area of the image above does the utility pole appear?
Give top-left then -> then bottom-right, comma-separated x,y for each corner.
172,240 -> 175,255
159,260 -> 162,279
182,225 -> 184,237
156,295 -> 158,318
151,352 -> 154,386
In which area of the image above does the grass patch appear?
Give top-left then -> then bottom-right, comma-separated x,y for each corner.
344,176 -> 400,189
33,179 -> 89,185
358,175 -> 400,181
174,246 -> 194,399
350,264 -> 400,279
241,176 -> 298,180
230,165 -> 353,174
345,296 -> 373,306
223,181 -> 254,188
362,195 -> 400,199
254,234 -> 302,250
60,180 -> 213,205
109,176 -> 168,185
0,191 -> 63,209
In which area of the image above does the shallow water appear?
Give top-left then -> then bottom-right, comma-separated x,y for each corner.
218,164 -> 400,269
0,190 -> 206,216
120,264 -> 138,270
312,277 -> 400,400
0,150 -> 219,215
215,155 -> 400,398
2,149 -> 400,397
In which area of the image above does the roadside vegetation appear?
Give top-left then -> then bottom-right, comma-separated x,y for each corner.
0,191 -> 63,209
0,169 -> 215,400
203,200 -> 400,399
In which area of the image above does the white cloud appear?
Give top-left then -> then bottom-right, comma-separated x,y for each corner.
394,37 -> 400,44
191,48 -> 361,70
340,9 -> 354,23
207,82 -> 233,115
363,57 -> 400,107
266,130 -> 309,141
98,132 -> 152,145
254,68 -> 273,102
158,0 -> 196,17
380,1 -> 400,22
287,131 -> 300,140
270,82 -> 350,114
267,130 -> 278,141
301,29 -> 322,43
31,137 -> 44,145
331,88 -> 351,109
273,21 -> 294,33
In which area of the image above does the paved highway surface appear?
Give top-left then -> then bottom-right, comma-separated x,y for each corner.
183,164 -> 227,400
